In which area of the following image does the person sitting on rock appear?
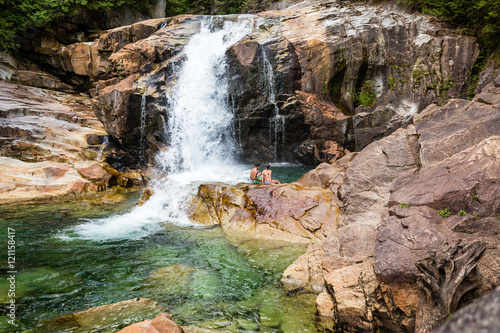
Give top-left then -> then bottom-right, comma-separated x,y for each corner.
250,163 -> 262,184
262,164 -> 280,185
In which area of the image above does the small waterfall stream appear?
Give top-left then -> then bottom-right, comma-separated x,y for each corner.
140,94 -> 147,160
96,135 -> 108,161
262,48 -> 286,161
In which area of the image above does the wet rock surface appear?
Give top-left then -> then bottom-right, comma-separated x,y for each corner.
118,313 -> 184,333
35,298 -> 164,332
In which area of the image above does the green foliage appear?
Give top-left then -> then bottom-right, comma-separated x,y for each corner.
458,209 -> 466,216
388,75 -> 395,90
0,0 -> 155,52
438,208 -> 450,218
356,80 -> 377,107
472,194 -> 480,201
473,212 -> 479,219
399,203 -> 410,208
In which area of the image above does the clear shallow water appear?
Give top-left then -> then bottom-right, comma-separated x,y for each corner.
0,171 -> 319,332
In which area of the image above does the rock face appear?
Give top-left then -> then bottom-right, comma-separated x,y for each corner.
226,1 -> 479,162
189,182 -> 341,244
0,51 -> 74,92
90,17 -> 201,165
0,81 -> 141,203
0,81 -> 103,163
280,72 -> 500,332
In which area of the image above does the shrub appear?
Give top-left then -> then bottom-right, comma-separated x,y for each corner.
438,208 -> 450,218
356,80 -> 377,107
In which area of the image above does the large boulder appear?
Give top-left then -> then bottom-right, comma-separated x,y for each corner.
375,81 -> 500,296
281,125 -> 420,331
189,182 -> 341,243
376,141 -> 500,288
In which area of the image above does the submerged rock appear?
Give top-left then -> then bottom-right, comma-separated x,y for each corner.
118,313 -> 184,333
146,264 -> 197,296
36,298 -> 164,332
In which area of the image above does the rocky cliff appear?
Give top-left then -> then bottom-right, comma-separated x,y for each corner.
3,0 -> 480,169
280,64 -> 500,332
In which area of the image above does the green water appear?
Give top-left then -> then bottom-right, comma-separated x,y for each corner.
0,168 -> 321,332
244,163 -> 313,184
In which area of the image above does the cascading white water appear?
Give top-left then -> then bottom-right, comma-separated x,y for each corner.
262,48 -> 285,161
96,135 -> 108,162
62,17 -> 258,240
157,18 -> 250,173
139,94 -> 147,159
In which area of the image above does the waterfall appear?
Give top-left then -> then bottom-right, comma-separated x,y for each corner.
262,48 -> 285,161
140,94 -> 147,160
156,18 -> 254,174
96,135 -> 108,162
63,17 -> 257,240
